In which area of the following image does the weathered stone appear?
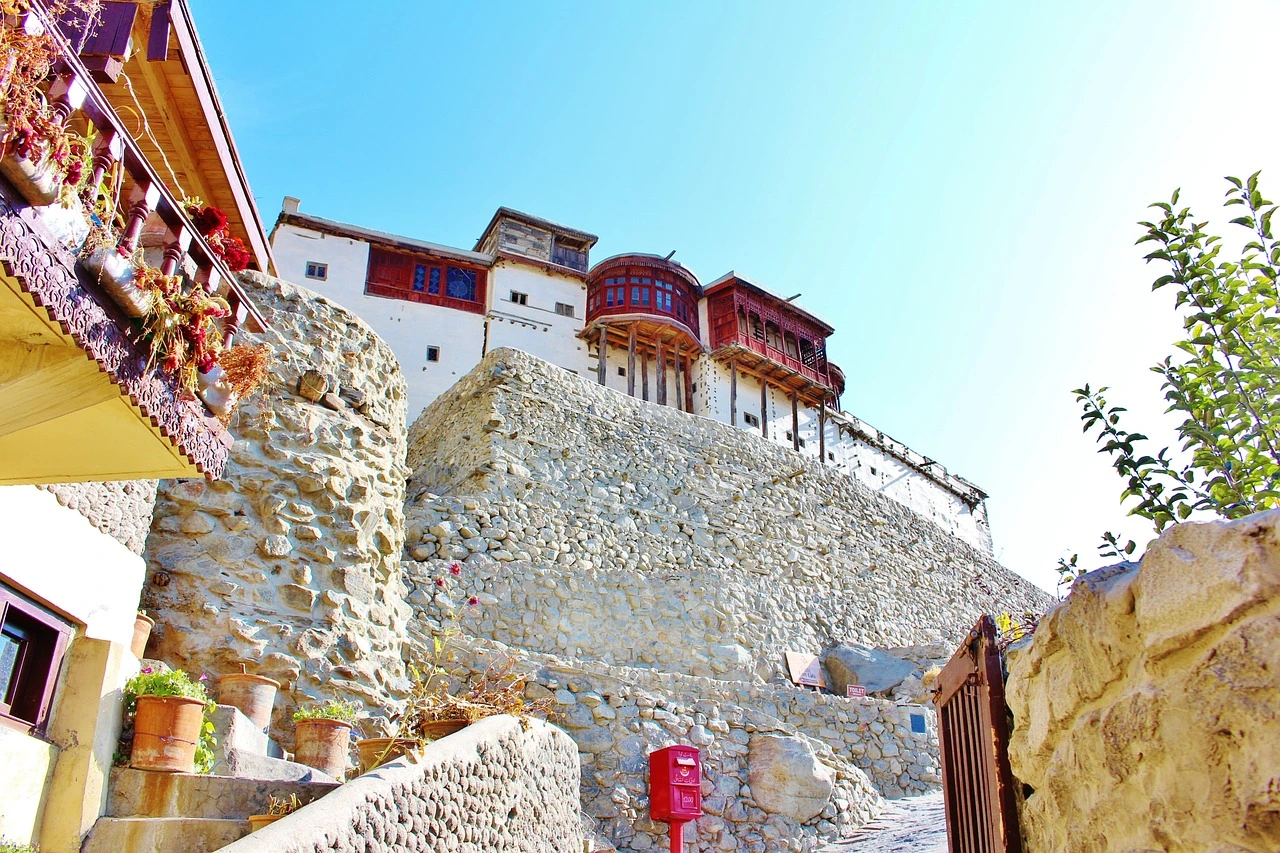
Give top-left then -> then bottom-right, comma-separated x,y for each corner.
824,645 -> 915,696
320,392 -> 345,411
747,735 -> 834,822
296,369 -> 328,401
1006,510 -> 1280,853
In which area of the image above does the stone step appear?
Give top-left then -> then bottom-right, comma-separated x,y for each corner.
107,767 -> 339,819
209,704 -> 286,764
82,817 -> 248,853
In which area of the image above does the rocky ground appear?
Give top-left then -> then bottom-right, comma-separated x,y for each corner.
819,794 -> 945,852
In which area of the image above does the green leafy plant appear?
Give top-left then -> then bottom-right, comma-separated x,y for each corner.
123,667 -> 218,774
0,839 -> 39,853
266,793 -> 305,816
293,699 -> 360,724
1060,172 -> 1280,590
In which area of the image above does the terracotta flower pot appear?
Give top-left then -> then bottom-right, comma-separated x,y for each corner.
293,718 -> 353,778
130,613 -> 155,660
419,719 -> 469,741
131,695 -> 206,773
216,672 -> 280,732
247,814 -> 284,832
356,737 -> 419,773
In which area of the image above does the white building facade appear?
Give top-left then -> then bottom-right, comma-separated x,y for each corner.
270,201 -> 993,552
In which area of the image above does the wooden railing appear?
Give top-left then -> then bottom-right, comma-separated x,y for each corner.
726,332 -> 830,386
15,1 -> 266,343
364,281 -> 485,315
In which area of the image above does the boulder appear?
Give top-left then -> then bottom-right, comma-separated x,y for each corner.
747,734 -> 834,822
824,643 -> 914,696
296,369 -> 328,401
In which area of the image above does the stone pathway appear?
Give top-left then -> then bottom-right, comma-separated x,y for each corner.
820,793 -> 947,852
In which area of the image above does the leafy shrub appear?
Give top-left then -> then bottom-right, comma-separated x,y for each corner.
293,699 -> 360,724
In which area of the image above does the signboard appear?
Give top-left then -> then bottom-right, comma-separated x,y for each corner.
846,685 -> 867,698
783,651 -> 826,689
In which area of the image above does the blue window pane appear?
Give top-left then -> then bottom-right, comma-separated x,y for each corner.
413,264 -> 427,292
446,267 -> 476,301
605,290 -> 614,307
640,289 -> 650,306
428,267 -> 441,294
631,287 -> 640,304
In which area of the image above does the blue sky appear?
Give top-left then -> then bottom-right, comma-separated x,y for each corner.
191,1 -> 1280,591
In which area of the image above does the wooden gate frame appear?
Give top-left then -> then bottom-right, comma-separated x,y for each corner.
933,615 -> 1023,853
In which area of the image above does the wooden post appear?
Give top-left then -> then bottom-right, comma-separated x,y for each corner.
673,344 -> 683,411
819,400 -> 826,463
596,326 -> 607,386
729,362 -> 738,426
683,355 -> 694,413
627,324 -> 637,397
791,393 -> 800,452
657,339 -> 667,406
760,381 -> 768,439
642,353 -> 650,402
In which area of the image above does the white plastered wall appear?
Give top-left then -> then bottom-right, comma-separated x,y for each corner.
485,261 -> 593,377
272,224 -> 487,423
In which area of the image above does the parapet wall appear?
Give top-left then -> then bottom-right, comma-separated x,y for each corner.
1006,510 -> 1280,852
38,480 -> 158,556
217,715 -> 582,853
404,349 -> 1052,681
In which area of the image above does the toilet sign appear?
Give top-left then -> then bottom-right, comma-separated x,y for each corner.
784,651 -> 826,688
846,685 -> 867,698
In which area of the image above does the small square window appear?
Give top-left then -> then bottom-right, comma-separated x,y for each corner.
691,383 -> 697,393
617,366 -> 626,377
786,431 -> 793,441
827,451 -> 835,461
510,291 -> 528,306
743,412 -> 760,428
798,437 -> 806,448
426,346 -> 440,363
555,302 -> 575,318
870,466 -> 878,476
0,587 -> 71,732
305,262 -> 328,281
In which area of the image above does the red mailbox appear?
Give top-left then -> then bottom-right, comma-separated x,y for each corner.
650,745 -> 702,852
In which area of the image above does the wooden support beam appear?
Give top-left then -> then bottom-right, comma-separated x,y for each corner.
641,353 -> 649,402
657,339 -> 667,406
683,355 -> 694,414
627,324 -> 636,397
760,380 -> 768,439
673,343 -> 683,411
791,393 -> 800,452
596,326 -> 607,386
819,400 -> 826,463
729,362 -> 737,426
0,342 -> 119,438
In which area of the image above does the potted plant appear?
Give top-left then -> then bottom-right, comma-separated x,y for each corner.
130,610 -> 155,660
292,699 -> 359,779
215,664 -> 279,733
126,667 -> 212,773
247,793 -> 305,833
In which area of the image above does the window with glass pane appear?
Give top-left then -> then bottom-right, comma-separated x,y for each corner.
428,268 -> 441,294
446,267 -> 477,301
413,264 -> 427,292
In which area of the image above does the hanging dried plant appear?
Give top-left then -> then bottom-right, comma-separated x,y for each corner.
135,265 -> 229,393
217,343 -> 271,401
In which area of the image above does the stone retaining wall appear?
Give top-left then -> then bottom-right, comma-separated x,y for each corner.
217,716 -> 582,853
36,480 -> 158,555
1006,510 -> 1280,852
142,273 -> 412,736
404,349 -> 1052,679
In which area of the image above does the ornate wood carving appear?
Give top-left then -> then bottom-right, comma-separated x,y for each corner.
0,187 -> 230,479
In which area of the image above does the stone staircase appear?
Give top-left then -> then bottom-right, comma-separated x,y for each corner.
82,706 -> 341,852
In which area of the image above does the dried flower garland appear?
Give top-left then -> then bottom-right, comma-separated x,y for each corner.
134,265 -> 230,394
0,0 -> 101,205
183,198 -> 252,271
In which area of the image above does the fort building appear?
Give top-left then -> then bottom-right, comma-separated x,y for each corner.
272,202 -> 993,551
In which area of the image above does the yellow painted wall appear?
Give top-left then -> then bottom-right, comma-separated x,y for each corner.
0,727 -> 58,845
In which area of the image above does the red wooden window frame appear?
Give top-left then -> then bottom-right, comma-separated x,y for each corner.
706,287 -> 834,387
586,263 -> 700,336
0,585 -> 73,735
365,247 -> 488,315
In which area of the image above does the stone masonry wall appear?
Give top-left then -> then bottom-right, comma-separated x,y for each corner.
217,716 -> 582,853
36,480 -> 158,555
1006,510 -> 1280,852
404,349 -> 1053,679
142,272 -> 412,737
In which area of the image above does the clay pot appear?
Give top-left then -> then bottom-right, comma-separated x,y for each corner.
131,695 -> 206,773
216,672 -> 280,732
247,814 -> 284,832
130,613 -> 155,660
419,719 -> 469,741
355,737 -> 420,773
293,718 -> 353,778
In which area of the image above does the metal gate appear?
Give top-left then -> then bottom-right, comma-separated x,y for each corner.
933,615 -> 1023,853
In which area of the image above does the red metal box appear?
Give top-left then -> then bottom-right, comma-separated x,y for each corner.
649,745 -> 703,821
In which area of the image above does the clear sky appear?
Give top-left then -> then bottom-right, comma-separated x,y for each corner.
190,1 -> 1280,592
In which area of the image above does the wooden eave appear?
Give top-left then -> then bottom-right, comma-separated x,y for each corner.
581,317 -> 702,360
709,341 -> 835,407
704,274 -> 834,336
276,211 -> 494,270
493,250 -> 588,281
474,206 -> 599,253
93,0 -> 274,275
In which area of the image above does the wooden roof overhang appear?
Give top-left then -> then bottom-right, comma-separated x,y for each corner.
709,341 -> 837,408
582,314 -> 703,360
703,273 -> 834,336
70,0 -> 274,274
0,190 -> 231,484
588,253 -> 702,295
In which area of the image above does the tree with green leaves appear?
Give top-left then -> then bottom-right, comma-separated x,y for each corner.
1059,173 -> 1280,588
